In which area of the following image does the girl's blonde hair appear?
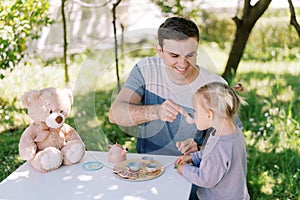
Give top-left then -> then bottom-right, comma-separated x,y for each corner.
194,82 -> 247,120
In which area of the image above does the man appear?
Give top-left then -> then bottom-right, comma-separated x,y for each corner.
109,16 -> 228,200
109,17 -> 227,156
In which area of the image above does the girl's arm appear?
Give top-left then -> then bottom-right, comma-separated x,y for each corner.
182,156 -> 227,188
174,154 -> 192,165
190,151 -> 203,166
174,154 -> 193,174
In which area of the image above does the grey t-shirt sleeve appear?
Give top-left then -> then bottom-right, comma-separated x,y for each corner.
123,64 -> 145,97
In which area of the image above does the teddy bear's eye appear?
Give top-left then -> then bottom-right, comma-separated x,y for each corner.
60,110 -> 64,113
50,110 -> 53,114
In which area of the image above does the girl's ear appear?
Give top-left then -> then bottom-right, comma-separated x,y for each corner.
207,109 -> 214,120
156,44 -> 163,57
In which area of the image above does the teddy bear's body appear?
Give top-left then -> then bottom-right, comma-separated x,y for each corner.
19,87 -> 85,172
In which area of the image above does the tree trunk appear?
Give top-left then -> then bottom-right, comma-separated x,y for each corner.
112,0 -> 122,92
222,0 -> 272,82
288,0 -> 300,37
62,0 -> 69,83
222,19 -> 252,83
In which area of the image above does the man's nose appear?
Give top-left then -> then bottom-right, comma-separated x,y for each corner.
178,56 -> 188,66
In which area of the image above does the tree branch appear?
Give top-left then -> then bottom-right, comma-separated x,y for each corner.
241,0 -> 271,28
112,0 -> 122,92
232,16 -> 242,27
72,0 -> 112,8
288,0 -> 300,37
251,0 -> 272,19
243,0 -> 251,16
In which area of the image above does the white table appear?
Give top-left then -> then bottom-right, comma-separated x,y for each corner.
0,151 -> 191,200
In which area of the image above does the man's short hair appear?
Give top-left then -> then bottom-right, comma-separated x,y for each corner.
158,17 -> 199,48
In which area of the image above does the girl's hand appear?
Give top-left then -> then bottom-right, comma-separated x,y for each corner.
174,154 -> 192,167
178,154 -> 192,164
174,157 -> 183,166
176,164 -> 184,175
174,158 -> 184,175
176,138 -> 198,154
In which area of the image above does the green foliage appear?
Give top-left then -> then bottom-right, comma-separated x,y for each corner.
198,10 -> 235,49
233,71 -> 300,199
151,2 -> 299,62
244,16 -> 299,62
197,8 -> 300,62
0,129 -> 25,180
0,97 -> 26,133
0,0 -> 52,79
151,0 -> 201,18
0,98 -> 25,178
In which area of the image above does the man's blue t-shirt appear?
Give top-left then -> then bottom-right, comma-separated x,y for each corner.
123,56 -> 227,156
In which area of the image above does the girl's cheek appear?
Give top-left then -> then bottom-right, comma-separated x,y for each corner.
194,116 -> 199,128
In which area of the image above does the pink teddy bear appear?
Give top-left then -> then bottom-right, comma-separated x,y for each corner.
19,87 -> 85,172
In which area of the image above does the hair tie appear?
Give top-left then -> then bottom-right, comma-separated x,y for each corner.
233,82 -> 244,92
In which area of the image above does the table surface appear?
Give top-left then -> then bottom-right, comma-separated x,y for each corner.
0,151 -> 192,200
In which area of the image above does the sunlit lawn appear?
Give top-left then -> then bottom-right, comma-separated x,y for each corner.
0,45 -> 299,199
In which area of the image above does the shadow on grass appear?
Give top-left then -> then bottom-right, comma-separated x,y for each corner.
234,71 -> 300,199
247,146 -> 300,199
0,97 -> 26,181
71,88 -> 135,152
0,129 -> 25,182
235,71 -> 300,121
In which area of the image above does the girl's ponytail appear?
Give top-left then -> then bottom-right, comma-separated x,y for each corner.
194,82 -> 247,120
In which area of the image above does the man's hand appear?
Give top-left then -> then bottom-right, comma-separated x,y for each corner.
158,99 -> 195,124
176,138 -> 198,154
158,99 -> 182,122
178,109 -> 194,124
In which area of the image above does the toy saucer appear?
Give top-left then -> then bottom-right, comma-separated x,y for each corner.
112,158 -> 164,181
82,161 -> 103,171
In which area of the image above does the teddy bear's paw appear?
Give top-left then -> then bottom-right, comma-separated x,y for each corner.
33,147 -> 63,172
63,142 -> 85,165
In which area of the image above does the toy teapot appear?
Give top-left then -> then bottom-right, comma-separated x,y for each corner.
107,144 -> 127,163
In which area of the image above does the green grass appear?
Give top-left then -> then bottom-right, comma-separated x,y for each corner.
0,45 -> 299,199
233,71 -> 300,199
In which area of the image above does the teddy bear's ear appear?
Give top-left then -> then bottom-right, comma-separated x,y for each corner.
64,88 -> 74,105
21,90 -> 41,108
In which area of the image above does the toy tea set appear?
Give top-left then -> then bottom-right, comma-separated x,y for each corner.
108,144 -> 164,181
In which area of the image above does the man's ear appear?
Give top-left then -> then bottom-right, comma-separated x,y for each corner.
156,44 -> 163,57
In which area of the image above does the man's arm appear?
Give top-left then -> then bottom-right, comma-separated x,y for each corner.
109,88 -> 159,126
109,88 -> 185,127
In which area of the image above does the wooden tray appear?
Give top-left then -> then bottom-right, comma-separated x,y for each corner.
112,158 -> 165,181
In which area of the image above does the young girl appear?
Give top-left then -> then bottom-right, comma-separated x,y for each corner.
175,82 -> 250,200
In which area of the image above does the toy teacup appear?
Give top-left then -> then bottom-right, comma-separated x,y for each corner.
127,162 -> 141,172
146,163 -> 158,173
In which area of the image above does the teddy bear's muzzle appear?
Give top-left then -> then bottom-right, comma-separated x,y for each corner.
46,112 -> 65,129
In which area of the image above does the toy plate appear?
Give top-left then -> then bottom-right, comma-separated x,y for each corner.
112,158 -> 164,181
82,161 -> 103,171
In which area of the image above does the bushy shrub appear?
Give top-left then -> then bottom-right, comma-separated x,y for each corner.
198,10 -> 235,49
0,0 -> 52,79
198,8 -> 300,62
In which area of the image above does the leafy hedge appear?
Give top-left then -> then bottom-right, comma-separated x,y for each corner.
0,0 -> 52,79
